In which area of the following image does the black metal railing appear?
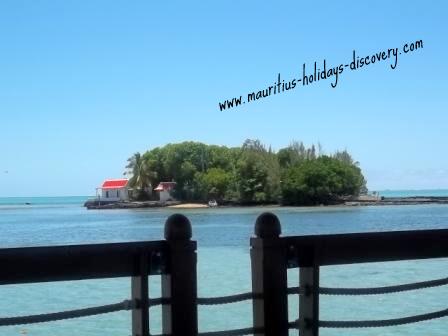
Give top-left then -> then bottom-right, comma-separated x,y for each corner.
0,213 -> 198,336
250,212 -> 448,336
1,212 -> 447,336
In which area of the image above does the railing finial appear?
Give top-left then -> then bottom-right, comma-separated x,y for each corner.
165,214 -> 192,241
255,212 -> 281,238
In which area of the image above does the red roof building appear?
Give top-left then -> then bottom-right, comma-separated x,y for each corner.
154,182 -> 176,191
101,179 -> 129,189
154,182 -> 176,202
96,179 -> 129,201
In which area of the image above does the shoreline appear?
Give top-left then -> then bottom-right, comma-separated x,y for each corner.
83,196 -> 448,210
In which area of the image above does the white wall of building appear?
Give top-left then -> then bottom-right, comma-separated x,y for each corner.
159,190 -> 174,202
100,188 -> 129,201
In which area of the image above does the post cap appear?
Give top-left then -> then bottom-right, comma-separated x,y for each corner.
164,214 -> 192,241
255,212 -> 281,238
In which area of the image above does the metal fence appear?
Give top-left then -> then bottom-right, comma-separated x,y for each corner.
0,212 -> 447,336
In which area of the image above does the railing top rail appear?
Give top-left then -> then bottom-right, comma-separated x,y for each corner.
0,240 -> 167,254
251,213 -> 448,267
283,228 -> 448,267
0,240 -> 175,285
0,213 -> 196,286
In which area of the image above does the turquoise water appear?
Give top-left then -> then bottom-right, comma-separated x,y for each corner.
0,196 -> 90,206
0,197 -> 447,335
378,189 -> 448,197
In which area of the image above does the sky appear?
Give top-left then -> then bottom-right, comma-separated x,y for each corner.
0,1 -> 447,197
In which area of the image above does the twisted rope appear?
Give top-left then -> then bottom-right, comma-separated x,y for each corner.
152,327 -> 265,336
195,287 -> 302,306
151,276 -> 448,308
197,292 -> 262,305
317,308 -> 448,328
149,298 -> 170,306
0,300 -> 135,326
198,326 -> 265,336
148,293 -> 260,306
2,275 -> 446,329
319,276 -> 448,296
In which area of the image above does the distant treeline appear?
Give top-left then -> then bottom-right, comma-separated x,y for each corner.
124,140 -> 367,205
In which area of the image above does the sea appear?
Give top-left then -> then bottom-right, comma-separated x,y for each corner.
0,191 -> 447,336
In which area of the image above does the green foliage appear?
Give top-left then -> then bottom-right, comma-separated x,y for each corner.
277,141 -> 319,168
125,152 -> 155,200
236,140 -> 280,203
125,140 -> 367,205
194,168 -> 233,201
281,156 -> 366,205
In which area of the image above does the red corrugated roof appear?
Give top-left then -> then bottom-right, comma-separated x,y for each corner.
154,182 -> 176,191
101,179 -> 128,189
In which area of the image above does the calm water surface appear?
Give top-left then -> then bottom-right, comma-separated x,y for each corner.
0,196 -> 447,335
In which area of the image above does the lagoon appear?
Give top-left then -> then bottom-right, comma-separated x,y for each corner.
0,196 -> 447,335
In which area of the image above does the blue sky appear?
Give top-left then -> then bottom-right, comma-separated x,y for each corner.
0,1 -> 447,196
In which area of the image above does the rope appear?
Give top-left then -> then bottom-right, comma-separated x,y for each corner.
319,276 -> 448,296
2,274 -> 446,328
198,326 -> 265,336
0,300 -> 135,326
287,287 -> 302,295
148,292 -> 262,307
197,292 -> 262,305
149,298 -> 170,306
196,287 -> 301,306
152,327 -> 265,336
150,276 -> 448,307
317,308 -> 448,328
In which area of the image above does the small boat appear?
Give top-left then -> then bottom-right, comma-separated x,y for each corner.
208,199 -> 218,207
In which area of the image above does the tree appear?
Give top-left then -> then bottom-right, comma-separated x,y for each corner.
194,168 -> 233,201
125,152 -> 155,200
281,156 -> 366,205
125,139 -> 368,204
236,139 -> 280,203
332,150 -> 367,193
333,149 -> 357,165
277,141 -> 319,169
237,152 -> 269,202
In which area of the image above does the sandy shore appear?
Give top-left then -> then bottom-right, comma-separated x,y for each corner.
167,203 -> 209,209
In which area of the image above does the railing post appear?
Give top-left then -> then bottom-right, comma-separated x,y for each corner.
162,214 -> 198,336
251,212 -> 289,336
299,265 -> 319,336
131,252 -> 150,336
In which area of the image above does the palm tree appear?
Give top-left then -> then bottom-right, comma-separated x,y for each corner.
125,153 -> 156,200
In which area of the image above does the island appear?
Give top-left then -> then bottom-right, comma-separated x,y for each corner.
86,139 -> 365,208
84,139 -> 448,209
